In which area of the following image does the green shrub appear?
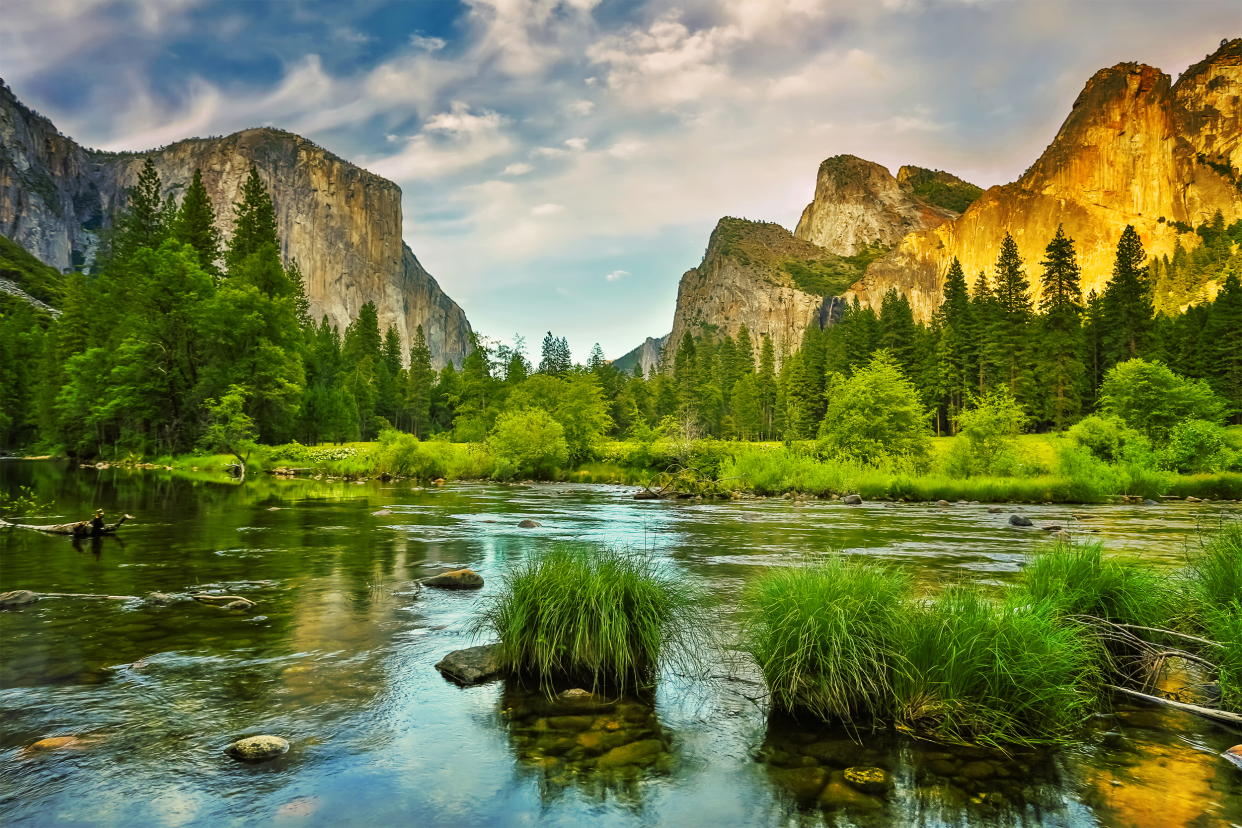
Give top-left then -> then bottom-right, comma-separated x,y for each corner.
1206,605 -> 1242,712
742,555 -> 910,722
1162,420 -> 1236,473
1067,414 -> 1146,464
818,351 -> 929,466
372,429 -> 448,479
1055,443 -> 1120,501
954,389 -> 1027,475
1100,358 -> 1226,442
486,408 -> 569,479
472,544 -> 704,693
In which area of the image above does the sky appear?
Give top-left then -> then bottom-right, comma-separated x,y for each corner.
1,1 -> 1236,363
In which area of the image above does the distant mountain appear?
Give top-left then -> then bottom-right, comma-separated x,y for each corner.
0,81 -> 473,368
613,334 -> 669,377
850,39 -> 1242,321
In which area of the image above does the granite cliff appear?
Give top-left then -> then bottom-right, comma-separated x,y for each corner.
612,334 -> 669,377
849,39 -> 1242,321
0,81 -> 472,368
666,218 -> 848,363
793,155 -> 961,256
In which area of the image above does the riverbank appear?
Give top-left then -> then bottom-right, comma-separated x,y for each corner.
18,429 -> 1242,504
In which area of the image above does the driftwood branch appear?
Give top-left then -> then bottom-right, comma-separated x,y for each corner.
0,515 -> 133,536
191,594 -> 255,607
1107,685 -> 1242,727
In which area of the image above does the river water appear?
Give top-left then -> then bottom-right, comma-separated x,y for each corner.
1,461 -> 1239,827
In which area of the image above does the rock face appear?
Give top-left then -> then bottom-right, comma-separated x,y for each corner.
667,218 -> 844,361
613,333 -> 669,378
0,81 -> 472,368
849,39 -> 1242,322
794,155 -> 959,256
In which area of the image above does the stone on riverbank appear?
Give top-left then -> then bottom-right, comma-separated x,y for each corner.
1008,514 -> 1032,527
424,568 -> 484,589
0,590 -> 39,607
435,644 -> 505,685
842,495 -> 862,506
226,735 -> 289,761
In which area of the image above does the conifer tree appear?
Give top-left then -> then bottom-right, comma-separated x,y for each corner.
171,168 -> 222,279
117,157 -> 166,261
970,271 -> 998,394
1081,289 -> 1106,408
732,373 -> 762,439
406,325 -> 434,438
736,323 -> 756,374
588,342 -> 606,371
1202,271 -> 1242,422
1037,226 -> 1085,429
935,258 -> 973,428
757,334 -> 777,438
1102,225 -> 1154,367
226,167 -> 280,273
991,233 -> 1035,404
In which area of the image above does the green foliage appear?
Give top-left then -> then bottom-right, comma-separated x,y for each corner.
0,233 -> 64,303
1066,414 -> 1147,464
202,384 -> 257,462
225,167 -> 280,273
372,428 -> 449,479
1162,420 -> 1238,473
818,351 -> 929,465
487,408 -> 569,479
1100,358 -> 1225,441
1102,225 -> 1154,366
902,167 -> 984,213
471,543 -> 704,693
953,389 -> 1027,475
0,485 -> 53,518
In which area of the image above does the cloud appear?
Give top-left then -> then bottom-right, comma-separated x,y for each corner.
503,162 -> 534,175
367,102 -> 512,181
410,34 -> 447,52
565,99 -> 595,116
532,203 -> 566,216
605,270 -> 628,281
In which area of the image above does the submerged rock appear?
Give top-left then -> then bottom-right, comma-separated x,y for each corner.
27,736 -> 84,753
843,766 -> 892,795
424,568 -> 484,589
936,500 -> 951,506
143,592 -> 177,606
819,770 -> 883,811
226,735 -> 289,761
768,766 -> 829,801
1008,514 -> 1033,527
987,506 -> 1003,513
1223,745 -> 1242,769
959,760 -> 995,780
518,519 -> 542,528
556,688 -> 616,711
0,590 -> 38,608
435,643 -> 505,685
596,738 -> 663,767
841,494 -> 863,506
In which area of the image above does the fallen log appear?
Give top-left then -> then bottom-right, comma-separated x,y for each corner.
1107,684 -> 1242,727
0,515 -> 133,536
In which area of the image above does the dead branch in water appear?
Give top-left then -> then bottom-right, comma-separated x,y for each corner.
1107,685 -> 1242,727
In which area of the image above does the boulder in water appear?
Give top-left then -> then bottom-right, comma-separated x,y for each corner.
226,735 -> 289,761
518,519 -> 542,528
843,766 -> 893,795
1008,514 -> 1033,527
841,494 -> 862,506
987,506 -> 1003,513
424,568 -> 484,589
435,644 -> 505,686
143,592 -> 177,606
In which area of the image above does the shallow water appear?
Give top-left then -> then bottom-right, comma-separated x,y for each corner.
1,461 -> 1239,827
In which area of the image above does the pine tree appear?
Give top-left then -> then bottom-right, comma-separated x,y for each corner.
587,342 -> 605,371
935,258 -> 973,428
970,271 -> 998,394
1202,271 -> 1242,422
117,157 -> 166,261
878,288 -> 917,373
757,334 -> 777,438
171,169 -> 221,279
991,233 -> 1035,404
1102,225 -> 1154,368
736,323 -> 756,374
1037,226 -> 1085,430
1081,289 -> 1106,408
732,374 -> 762,439
406,325 -> 434,438
226,167 -> 280,273
674,332 -> 699,421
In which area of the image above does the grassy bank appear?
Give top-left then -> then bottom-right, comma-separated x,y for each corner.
105,430 -> 1242,503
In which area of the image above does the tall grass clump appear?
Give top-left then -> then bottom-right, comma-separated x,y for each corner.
472,544 -> 705,694
742,555 -> 911,722
1013,540 -> 1175,630
1182,522 -> 1242,711
892,587 -> 1098,747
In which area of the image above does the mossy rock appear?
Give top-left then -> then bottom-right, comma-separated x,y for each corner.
767,766 -> 829,802
226,735 -> 289,762
818,770 -> 884,811
843,766 -> 892,795
596,738 -> 663,768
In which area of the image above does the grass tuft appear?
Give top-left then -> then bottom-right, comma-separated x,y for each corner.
471,543 -> 705,694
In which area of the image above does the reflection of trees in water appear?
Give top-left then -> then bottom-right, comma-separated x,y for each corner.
499,681 -> 677,807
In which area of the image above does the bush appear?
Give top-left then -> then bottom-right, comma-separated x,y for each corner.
1162,419 -> 1236,473
486,408 -> 569,479
954,389 -> 1027,475
1067,414 -> 1147,464
372,429 -> 448,479
471,544 -> 704,693
1100,358 -> 1226,442
818,351 -> 929,466
743,555 -> 910,722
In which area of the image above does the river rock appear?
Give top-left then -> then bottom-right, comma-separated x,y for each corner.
818,770 -> 883,811
0,590 -> 39,607
959,760 -> 995,779
223,600 -> 251,610
27,736 -> 83,752
1008,514 -> 1033,527
987,506 -> 1003,513
372,509 -> 393,516
1223,745 -> 1242,769
842,494 -> 863,505
518,519 -> 542,528
1143,499 -> 1159,506
556,688 -> 615,711
435,643 -> 505,685
844,766 -> 892,794
596,738 -> 663,768
768,766 -> 829,801
936,500 -> 950,506
424,568 -> 484,589
802,739 -> 863,767
1186,496 -> 1201,502
143,592 -> 177,606
226,735 -> 289,761
928,758 -> 957,776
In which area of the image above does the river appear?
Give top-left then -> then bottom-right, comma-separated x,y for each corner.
1,461 -> 1239,827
